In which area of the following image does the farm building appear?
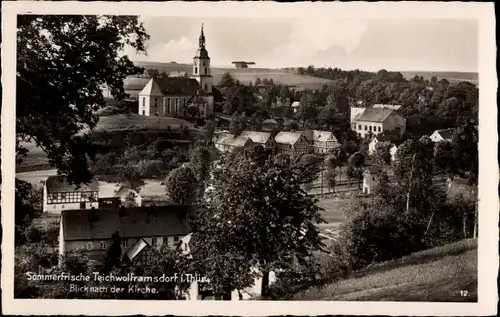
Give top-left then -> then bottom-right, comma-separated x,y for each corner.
430,128 -> 455,143
351,106 -> 406,139
43,176 -> 99,214
275,131 -> 309,157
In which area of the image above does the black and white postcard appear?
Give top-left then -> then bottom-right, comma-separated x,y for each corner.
1,1 -> 498,316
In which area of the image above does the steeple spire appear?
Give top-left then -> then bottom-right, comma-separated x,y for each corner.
199,23 -> 206,48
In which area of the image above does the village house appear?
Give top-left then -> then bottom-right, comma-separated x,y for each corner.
303,130 -> 340,154
274,131 -> 309,157
43,176 -> 99,214
430,128 -> 455,143
351,106 -> 406,138
239,131 -> 276,153
362,166 -> 395,195
390,144 -> 398,162
58,205 -> 193,266
291,101 -> 300,113
368,135 -> 395,155
137,25 -> 214,118
214,133 -> 254,153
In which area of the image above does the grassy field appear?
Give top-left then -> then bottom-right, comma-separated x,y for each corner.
292,239 -> 478,301
93,114 -> 194,132
133,61 -> 334,90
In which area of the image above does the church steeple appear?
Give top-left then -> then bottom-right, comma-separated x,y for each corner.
199,23 -> 206,49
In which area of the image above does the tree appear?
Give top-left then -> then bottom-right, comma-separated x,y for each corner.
122,191 -> 138,208
192,152 -> 325,298
147,68 -> 160,78
165,166 -> 197,205
189,146 -> 212,198
434,140 -> 457,179
452,124 -> 478,184
347,152 -> 365,188
297,93 -> 318,127
219,72 -> 236,87
254,77 -> 262,86
17,15 -> 149,185
204,120 -> 216,145
371,141 -> 392,166
228,113 -> 246,136
116,164 -> 145,192
104,231 -> 123,272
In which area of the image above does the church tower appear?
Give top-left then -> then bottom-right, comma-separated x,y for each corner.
192,24 -> 213,94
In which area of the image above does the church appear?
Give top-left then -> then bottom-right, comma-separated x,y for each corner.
138,24 -> 214,118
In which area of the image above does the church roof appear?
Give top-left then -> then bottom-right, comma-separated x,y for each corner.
139,77 -> 201,97
138,78 -> 163,96
195,47 -> 210,59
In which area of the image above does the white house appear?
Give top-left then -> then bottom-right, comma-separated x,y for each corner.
214,133 -> 254,153
368,135 -> 394,155
390,144 -> 398,162
291,101 -> 300,113
362,166 -> 382,195
43,176 -> 99,214
430,128 -> 455,143
351,106 -> 406,138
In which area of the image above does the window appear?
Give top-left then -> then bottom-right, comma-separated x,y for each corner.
204,67 -> 208,74
101,241 -> 106,249
372,177 -> 375,181
143,110 -> 145,115
378,126 -> 381,132
174,236 -> 179,242
62,205 -> 65,208
195,67 -> 198,74
154,98 -> 158,107
364,125 -> 367,131
143,97 -> 145,107
151,237 -> 157,247
369,126 -> 372,132
87,242 -> 93,250
204,84 -> 208,91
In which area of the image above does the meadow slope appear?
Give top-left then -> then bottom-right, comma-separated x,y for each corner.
291,239 -> 477,302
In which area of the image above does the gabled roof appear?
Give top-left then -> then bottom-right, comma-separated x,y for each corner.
355,108 -> 395,123
215,133 -> 253,147
124,238 -> 149,261
364,166 -> 383,174
275,131 -> 304,145
139,77 -> 201,97
61,205 -> 193,241
303,130 -> 337,143
45,176 -> 99,194
138,78 -> 163,96
372,135 -> 394,143
240,131 -> 272,144
432,128 -> 455,141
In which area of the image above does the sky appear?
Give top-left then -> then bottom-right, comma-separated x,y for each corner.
124,16 -> 478,73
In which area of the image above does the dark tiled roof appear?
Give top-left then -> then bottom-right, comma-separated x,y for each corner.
356,108 -> 395,123
155,77 -> 201,96
45,176 -> 99,194
61,205 -> 193,241
364,166 -> 383,174
436,128 -> 455,141
374,135 -> 394,142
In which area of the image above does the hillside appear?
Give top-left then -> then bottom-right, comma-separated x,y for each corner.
133,61 -> 334,90
400,71 -> 478,85
291,239 -> 477,301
